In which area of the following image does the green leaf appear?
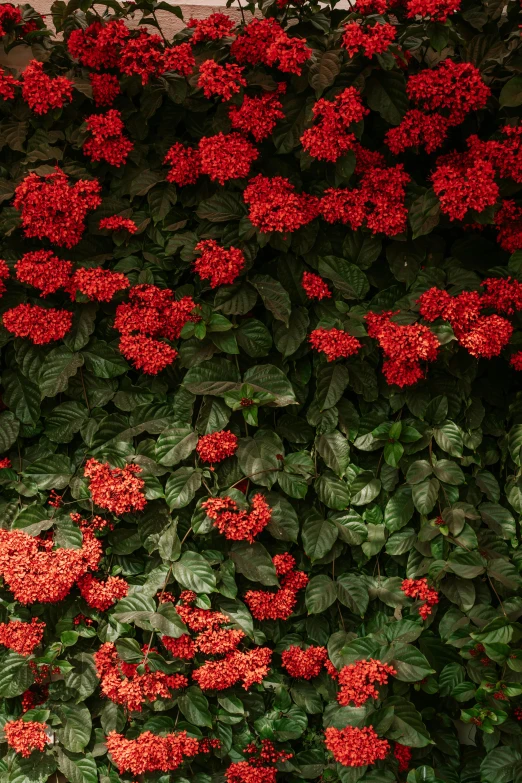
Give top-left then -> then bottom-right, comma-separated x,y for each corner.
409,189 -> 440,239
305,575 -> 337,613
165,467 -> 202,509
318,256 -> 369,299
237,432 -> 282,487
315,471 -> 350,510
365,71 -> 408,125
38,347 -> 83,398
0,411 -> 20,453
230,541 -> 278,585
24,454 -> 73,490
433,422 -> 463,457
432,459 -> 465,485
0,653 -> 32,697
481,748 -> 522,783
385,696 -> 431,747
45,402 -> 88,443
183,358 -> 241,396
499,76 -> 522,107
273,307 -> 309,358
63,304 -> 97,352
2,370 -> 41,425
236,319 -> 272,357
389,643 -> 435,682
301,509 -> 338,560
336,573 -> 369,615
178,686 -> 213,727
316,432 -> 350,476
315,364 -> 350,411
412,478 -> 439,515
82,339 -> 128,378
56,750 -> 97,783
172,551 -> 216,593
56,703 -> 92,752
156,427 -> 198,466
243,365 -> 297,407
196,192 -> 246,222
251,275 -> 291,326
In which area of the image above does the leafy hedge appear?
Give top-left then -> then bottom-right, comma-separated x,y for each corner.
0,0 -> 522,781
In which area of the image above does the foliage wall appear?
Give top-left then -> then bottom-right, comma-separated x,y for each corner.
0,0 -> 522,781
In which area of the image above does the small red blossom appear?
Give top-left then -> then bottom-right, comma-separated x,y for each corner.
431,151 -> 498,221
401,578 -> 439,619
21,59 -> 73,114
302,272 -> 331,300
194,240 -> 246,287
0,4 -> 22,35
0,618 -> 45,656
67,20 -> 130,70
325,726 -> 390,767
309,328 -> 361,362
511,352 -> 522,371
365,311 -> 439,387
407,61 -> 490,126
161,43 -> 196,77
202,493 -> 271,542
161,634 -> 196,660
198,60 -> 246,101
337,659 -> 397,706
197,430 -> 239,463
99,216 -> 138,233
118,31 -> 164,84
386,109 -> 450,154
115,284 -> 199,342
15,250 -> 72,296
495,200 -> 522,253
196,627 -> 245,655
119,333 -> 178,374
3,303 -> 73,344
188,12 -> 235,44
405,0 -> 461,21
281,645 -> 327,679
0,68 -> 17,101
245,557 -> 308,620
90,73 -> 120,106
70,266 -> 129,302
84,458 -> 147,514
301,87 -> 368,162
4,720 -> 48,757
0,457 -> 12,469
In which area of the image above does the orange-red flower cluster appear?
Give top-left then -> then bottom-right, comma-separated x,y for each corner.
106,730 -> 199,774
336,658 -> 396,706
302,272 -> 331,300
245,554 -> 309,620
99,215 -> 137,233
243,174 -> 320,234
69,266 -> 129,302
13,168 -> 102,248
281,645 -> 327,679
188,12 -> 234,43
0,618 -> 45,656
15,250 -> 72,296
198,60 -> 246,101
193,646 -> 272,690
342,21 -> 396,58
226,742 -> 292,783
202,493 -> 272,542
84,458 -> 147,514
4,720 -> 48,757
161,633 -> 196,659
199,132 -> 258,184
94,642 -> 188,712
325,726 -> 390,767
2,303 -> 73,344
309,328 -> 362,362
301,87 -> 368,162
229,86 -> 286,142
21,59 -> 73,114
394,743 -> 412,772
401,578 -> 439,619
197,430 -> 239,462
194,240 -> 246,288
231,18 -> 311,75
83,110 -> 134,167
77,574 -> 128,611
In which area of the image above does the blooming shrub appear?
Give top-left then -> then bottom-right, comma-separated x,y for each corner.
0,0 -> 521,780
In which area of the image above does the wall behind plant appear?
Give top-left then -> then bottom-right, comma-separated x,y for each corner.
0,1 -> 522,783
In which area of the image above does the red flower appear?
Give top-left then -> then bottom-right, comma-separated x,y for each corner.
386,109 -> 450,154
302,272 -> 331,300
231,18 -> 311,75
309,328 -> 361,362
193,646 -> 272,690
118,31 -> 164,84
325,726 -> 390,767
114,284 -> 199,341
160,43 -> 196,77
15,250 -> 72,296
13,168 -> 102,248
84,458 -> 147,514
197,430 -> 239,462
199,132 -> 258,185
245,557 -> 308,620
342,21 -> 396,58
365,311 -> 439,387
67,20 -> 129,70
202,493 -> 272,542
281,645 -> 327,679
106,730 -> 199,774
0,618 -> 45,656
228,87 -> 286,142
431,151 -> 498,221
196,627 -> 245,654
243,174 -> 320,234
99,216 -> 138,233
394,744 -> 412,772
407,61 -> 490,126
4,720 -> 48,757
90,73 -> 120,106
337,659 -> 397,706
83,110 -> 134,167
118,333 -> 178,374
188,12 -> 235,44
0,4 -> 22,35
161,633 -> 196,660
0,457 -> 12,469
0,67 -> 17,101
401,578 -> 439,619
494,200 -> 522,253
21,59 -> 73,114
301,87 -> 368,162
194,240 -> 245,288
405,0 -> 461,21
164,142 -> 202,186
77,574 -> 128,611
511,352 -> 522,371
198,60 -> 246,101
3,303 -> 73,344
70,267 -> 129,302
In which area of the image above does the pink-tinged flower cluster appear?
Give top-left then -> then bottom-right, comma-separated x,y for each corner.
13,168 -> 102,248
245,554 -> 309,620
401,578 -> 439,619
366,310 -> 439,387
202,493 -> 271,542
309,328 -> 361,362
228,86 -> 286,142
69,267 -> 129,302
301,87 -> 368,162
84,458 -> 147,514
199,132 -> 258,184
342,21 -> 396,58
2,304 -> 73,344
99,216 -> 138,233
15,250 -> 72,296
198,60 -> 246,101
77,574 -> 128,611
90,73 -> 121,106
325,726 -> 390,767
194,240 -> 246,287
243,174 -> 320,234
83,110 -> 134,167
231,18 -> 311,75
197,430 -> 239,463
0,618 -> 45,656
21,59 -> 73,114
337,659 -> 397,706
188,12 -> 235,44
164,143 -> 202,186
106,730 -> 199,774
4,720 -> 48,757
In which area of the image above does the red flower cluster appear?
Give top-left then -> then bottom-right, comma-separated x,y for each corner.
193,646 -> 272,690
0,68 -> 17,101
342,21 -> 396,58
405,0 -> 461,20
67,20 -> 130,69
229,86 -> 286,142
197,627 -> 245,655
199,132 -> 258,184
90,73 -> 120,106
431,151 -> 498,221
94,642 -> 188,712
197,430 -> 239,463
162,633 -> 196,660
21,684 -> 49,713
301,87 -> 368,162
99,216 -> 137,233
394,743 -> 412,772
188,12 -> 235,44
119,334 -> 178,375
4,720 -> 48,757
83,110 -> 133,167
386,109 -> 450,154
198,60 -> 246,101
161,43 -> 196,77
407,61 -> 490,127
469,125 -> 522,184
309,328 -> 361,362
337,659 -> 397,706
511,352 -> 522,371
401,578 -> 439,619
164,142 -> 202,186
202,493 -> 272,542
69,267 -> 129,302
21,59 -> 73,114
418,284 -> 520,359
281,645 -> 327,679
118,31 -> 164,84
15,250 -> 72,296
225,745 -> 291,783
3,304 -> 73,344
245,554 -> 309,620
0,527 -> 101,604
84,458 -> 146,514
0,258 -> 8,298
0,618 -> 45,656
194,240 -> 246,287
244,174 -> 319,234
302,272 -> 331,300
106,730 -> 199,774
231,18 -> 311,75
0,457 -> 12,469
0,4 -> 22,35
324,726 -> 390,767
365,310 -> 439,387
13,168 -> 102,248
77,574 -> 128,611
495,201 -> 522,253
